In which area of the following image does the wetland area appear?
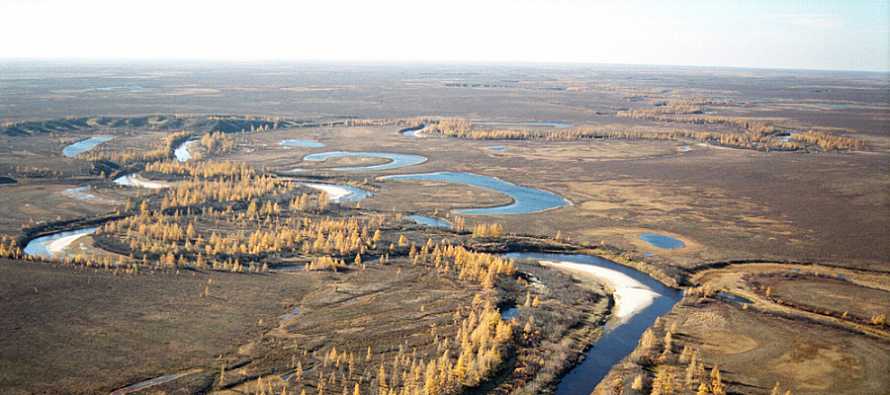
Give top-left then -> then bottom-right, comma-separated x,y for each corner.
0,61 -> 888,395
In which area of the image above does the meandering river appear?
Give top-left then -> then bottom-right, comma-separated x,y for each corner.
383,172 -> 569,214
36,146 -> 679,394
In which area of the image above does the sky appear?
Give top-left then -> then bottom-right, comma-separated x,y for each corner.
1,0 -> 888,72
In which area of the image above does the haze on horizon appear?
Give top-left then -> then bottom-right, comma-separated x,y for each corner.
1,0 -> 888,72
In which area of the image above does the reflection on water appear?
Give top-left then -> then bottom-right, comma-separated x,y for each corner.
280,139 -> 324,148
719,292 -> 753,304
63,137 -> 113,157
407,215 -> 450,227
174,140 -> 198,162
23,227 -> 98,259
474,121 -> 573,127
297,152 -> 427,171
384,172 -> 569,215
639,234 -> 685,249
505,253 -> 681,395
62,186 -> 123,204
402,124 -> 429,137
299,183 -> 375,203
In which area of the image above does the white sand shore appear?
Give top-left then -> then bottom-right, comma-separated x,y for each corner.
540,260 -> 661,321
115,174 -> 170,189
300,183 -> 353,202
43,232 -> 91,257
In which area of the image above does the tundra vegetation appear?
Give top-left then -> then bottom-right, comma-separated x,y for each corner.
0,64 -> 887,395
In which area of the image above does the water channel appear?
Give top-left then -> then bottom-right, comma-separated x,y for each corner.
280,139 -> 324,148
473,121 -> 574,128
37,145 -> 680,393
505,252 -> 681,395
23,227 -> 98,259
173,140 -> 198,162
297,152 -> 427,171
401,124 -> 429,137
383,172 -> 569,214
407,215 -> 451,227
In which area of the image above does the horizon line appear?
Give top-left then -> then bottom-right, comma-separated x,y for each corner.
2,57 -> 887,74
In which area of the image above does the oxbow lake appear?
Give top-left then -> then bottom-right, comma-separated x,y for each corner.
62,137 -> 113,157
383,172 -> 569,215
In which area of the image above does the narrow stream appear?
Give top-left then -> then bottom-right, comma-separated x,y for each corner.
504,253 -> 681,394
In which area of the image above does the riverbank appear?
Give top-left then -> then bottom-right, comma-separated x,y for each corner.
540,260 -> 661,322
114,174 -> 170,189
300,183 -> 352,201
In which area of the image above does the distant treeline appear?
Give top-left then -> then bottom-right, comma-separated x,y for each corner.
425,115 -> 861,151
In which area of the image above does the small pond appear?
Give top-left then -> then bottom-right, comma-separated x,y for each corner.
718,292 -> 753,304
173,140 -> 198,162
407,215 -> 451,228
500,307 -> 519,320
383,172 -> 569,215
639,234 -> 685,249
485,146 -> 509,152
63,137 -> 113,157
62,186 -> 123,204
297,152 -> 427,171
280,139 -> 324,148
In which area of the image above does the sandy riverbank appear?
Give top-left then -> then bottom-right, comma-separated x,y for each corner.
540,260 -> 661,322
43,232 -> 92,258
300,183 -> 353,202
114,174 -> 170,189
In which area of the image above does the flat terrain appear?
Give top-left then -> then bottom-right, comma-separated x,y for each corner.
0,258 -> 314,394
669,300 -> 889,395
0,62 -> 887,395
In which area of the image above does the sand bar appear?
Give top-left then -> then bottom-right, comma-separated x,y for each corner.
540,260 -> 661,321
300,183 -> 353,202
114,174 -> 170,189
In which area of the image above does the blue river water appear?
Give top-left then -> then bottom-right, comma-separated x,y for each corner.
474,121 -> 574,128
407,215 -> 451,227
280,139 -> 324,148
23,227 -> 98,259
298,183 -> 375,203
383,172 -> 569,215
173,140 -> 198,162
298,152 -> 427,171
402,124 -> 429,137
62,137 -> 113,157
504,253 -> 681,395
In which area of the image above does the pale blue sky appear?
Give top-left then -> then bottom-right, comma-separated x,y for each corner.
1,0 -> 887,71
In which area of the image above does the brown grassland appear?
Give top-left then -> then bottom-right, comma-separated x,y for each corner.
0,62 -> 887,395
